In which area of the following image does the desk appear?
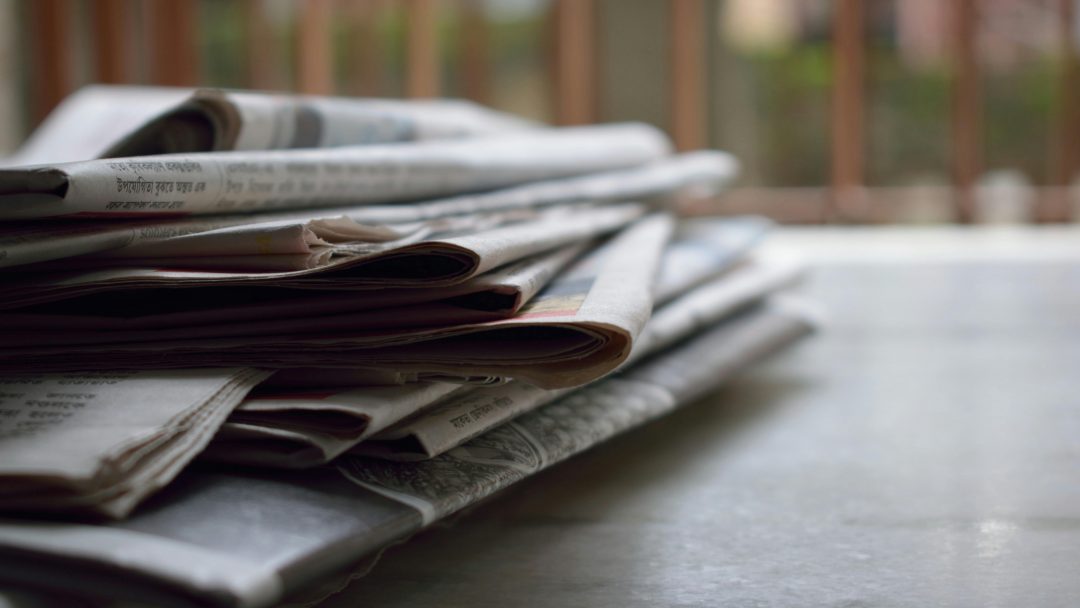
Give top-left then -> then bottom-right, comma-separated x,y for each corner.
314,228 -> 1080,608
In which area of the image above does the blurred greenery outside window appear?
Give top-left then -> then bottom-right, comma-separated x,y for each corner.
1,0 -> 1073,195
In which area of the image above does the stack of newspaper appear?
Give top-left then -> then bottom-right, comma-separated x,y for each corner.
0,87 -> 817,607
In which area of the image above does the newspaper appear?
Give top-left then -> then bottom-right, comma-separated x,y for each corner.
654,215 -> 772,304
0,243 -> 586,334
0,123 -> 669,220
372,240 -> 588,315
0,202 -> 642,310
0,214 -> 386,269
0,150 -> 733,269
204,382 -> 473,469
212,217 -> 782,467
104,88 -> 535,157
6,86 -> 534,167
0,299 -> 815,608
2,201 -> 553,274
0,368 -> 268,519
357,255 -> 803,461
262,369 -> 505,389
0,214 -> 674,389
4,86 -> 191,166
341,298 -> 818,524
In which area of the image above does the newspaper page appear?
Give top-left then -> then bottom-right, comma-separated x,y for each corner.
0,299 -> 815,608
202,243 -> 586,470
0,202 -> 641,311
328,149 -> 734,227
0,123 -> 669,219
355,240 -> 588,316
0,214 -> 674,389
357,255 -> 804,461
11,203 -> 536,271
200,226 -> 784,467
8,86 -> 533,166
0,244 -> 586,334
653,215 -> 772,304
261,368 -> 432,389
4,86 -> 191,167
352,216 -> 780,460
204,382 -> 472,469
0,150 -> 734,269
0,214 -> 409,275
261,369 -> 505,389
0,368 -> 269,519
339,298 -> 818,524
105,88 -> 536,157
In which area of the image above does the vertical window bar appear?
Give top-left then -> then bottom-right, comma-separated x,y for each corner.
830,0 -> 866,221
147,0 -> 199,86
345,0 -> 384,97
28,0 -> 73,125
551,0 -> 595,125
406,0 -> 439,98
459,0 -> 491,104
297,0 -> 335,94
951,0 -> 980,223
1049,0 -> 1079,221
670,0 -> 706,152
91,0 -> 131,84
243,0 -> 284,91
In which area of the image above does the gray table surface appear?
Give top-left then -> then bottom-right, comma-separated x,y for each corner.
313,227 -> 1080,608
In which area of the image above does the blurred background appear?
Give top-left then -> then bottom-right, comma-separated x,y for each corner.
1,0 -> 1077,223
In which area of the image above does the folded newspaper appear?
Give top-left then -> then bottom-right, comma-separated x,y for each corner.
0,202 -> 643,316
204,217 -> 783,468
7,85 -> 534,166
0,298 -> 817,608
0,217 -> 797,514
354,256 -> 803,464
103,87 -> 536,157
0,368 -> 268,519
0,88 -> 820,607
0,214 -> 674,389
0,244 -> 587,337
0,151 -> 735,269
0,123 -> 667,220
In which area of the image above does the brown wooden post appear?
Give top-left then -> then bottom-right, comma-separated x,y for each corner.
551,0 -> 595,125
951,0 -> 980,223
296,0 -> 335,94
242,0 -> 284,91
28,0 -> 73,124
830,0 -> 866,221
405,0 -> 439,98
344,0 -> 384,97
91,0 -> 132,84
459,0 -> 491,104
1048,0 -> 1079,221
669,0 -> 706,151
147,0 -> 200,86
